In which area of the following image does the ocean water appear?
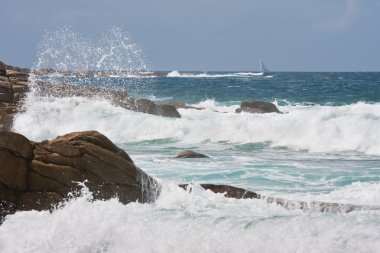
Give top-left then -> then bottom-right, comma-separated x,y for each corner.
1,71 -> 379,252
1,28 -> 380,252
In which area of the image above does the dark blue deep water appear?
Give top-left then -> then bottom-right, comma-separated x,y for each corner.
147,72 -> 380,105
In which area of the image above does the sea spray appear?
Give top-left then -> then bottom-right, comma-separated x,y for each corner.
31,26 -> 153,96
6,27 -> 380,252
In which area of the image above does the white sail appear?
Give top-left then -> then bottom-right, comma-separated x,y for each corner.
260,58 -> 268,73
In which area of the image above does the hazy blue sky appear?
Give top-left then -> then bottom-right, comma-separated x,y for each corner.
1,0 -> 379,71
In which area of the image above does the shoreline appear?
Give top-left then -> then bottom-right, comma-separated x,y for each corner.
1,60 -> 379,221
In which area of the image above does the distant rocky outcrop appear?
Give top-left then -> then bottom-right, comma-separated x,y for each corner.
0,60 -> 181,131
0,61 -> 30,130
35,81 -> 181,118
236,100 -> 282,114
0,130 -> 159,220
175,150 -> 209,158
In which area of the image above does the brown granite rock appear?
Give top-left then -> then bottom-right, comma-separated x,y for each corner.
236,100 -> 282,114
0,61 -> 6,76
33,80 -> 181,118
0,62 -> 31,130
179,184 -> 261,199
0,130 -> 160,221
117,97 -> 181,118
0,131 -> 32,159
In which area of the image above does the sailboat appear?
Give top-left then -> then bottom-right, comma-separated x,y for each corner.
259,58 -> 268,74
248,59 -> 268,76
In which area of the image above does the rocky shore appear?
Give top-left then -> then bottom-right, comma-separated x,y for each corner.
0,130 -> 158,220
1,60 -> 378,221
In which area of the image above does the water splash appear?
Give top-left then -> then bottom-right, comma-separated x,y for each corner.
31,26 -> 152,96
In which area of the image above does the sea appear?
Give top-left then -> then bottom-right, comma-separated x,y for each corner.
1,28 -> 380,252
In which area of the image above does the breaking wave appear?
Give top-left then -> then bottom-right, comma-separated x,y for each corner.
167,70 -> 269,78
12,97 -> 380,156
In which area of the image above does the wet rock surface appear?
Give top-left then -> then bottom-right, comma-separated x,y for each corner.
0,61 -> 30,130
236,100 -> 282,114
175,150 -> 209,158
0,130 -> 159,221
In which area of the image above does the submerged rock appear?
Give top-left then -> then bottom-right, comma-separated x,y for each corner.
179,183 -> 380,213
0,130 -> 159,220
236,100 -> 282,114
175,150 -> 209,158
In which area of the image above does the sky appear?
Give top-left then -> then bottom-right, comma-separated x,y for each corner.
0,0 -> 379,71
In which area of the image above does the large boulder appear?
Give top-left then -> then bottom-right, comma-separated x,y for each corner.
0,130 -> 159,221
236,100 -> 282,114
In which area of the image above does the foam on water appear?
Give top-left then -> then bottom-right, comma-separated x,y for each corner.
1,183 -> 379,253
5,27 -> 380,252
167,70 -> 267,78
13,97 -> 380,156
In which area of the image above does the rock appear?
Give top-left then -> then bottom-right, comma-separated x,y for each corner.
12,84 -> 29,93
0,131 -> 32,159
0,130 -> 160,221
157,104 -> 181,118
180,183 -> 380,213
32,80 -> 181,118
0,61 -> 181,124
0,132 -> 31,192
118,97 -> 181,118
0,62 -> 32,130
0,61 -> 6,76
0,80 -> 12,93
236,100 -> 282,114
6,69 -> 29,82
0,92 -> 13,103
175,150 -> 209,158
179,184 -> 261,199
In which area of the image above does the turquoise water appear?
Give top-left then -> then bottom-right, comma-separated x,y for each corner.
2,27 -> 379,252
3,71 -> 380,252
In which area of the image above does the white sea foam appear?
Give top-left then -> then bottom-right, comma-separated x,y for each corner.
269,182 -> 380,206
316,182 -> 380,205
1,183 -> 379,253
167,70 -> 266,78
13,96 -> 380,156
